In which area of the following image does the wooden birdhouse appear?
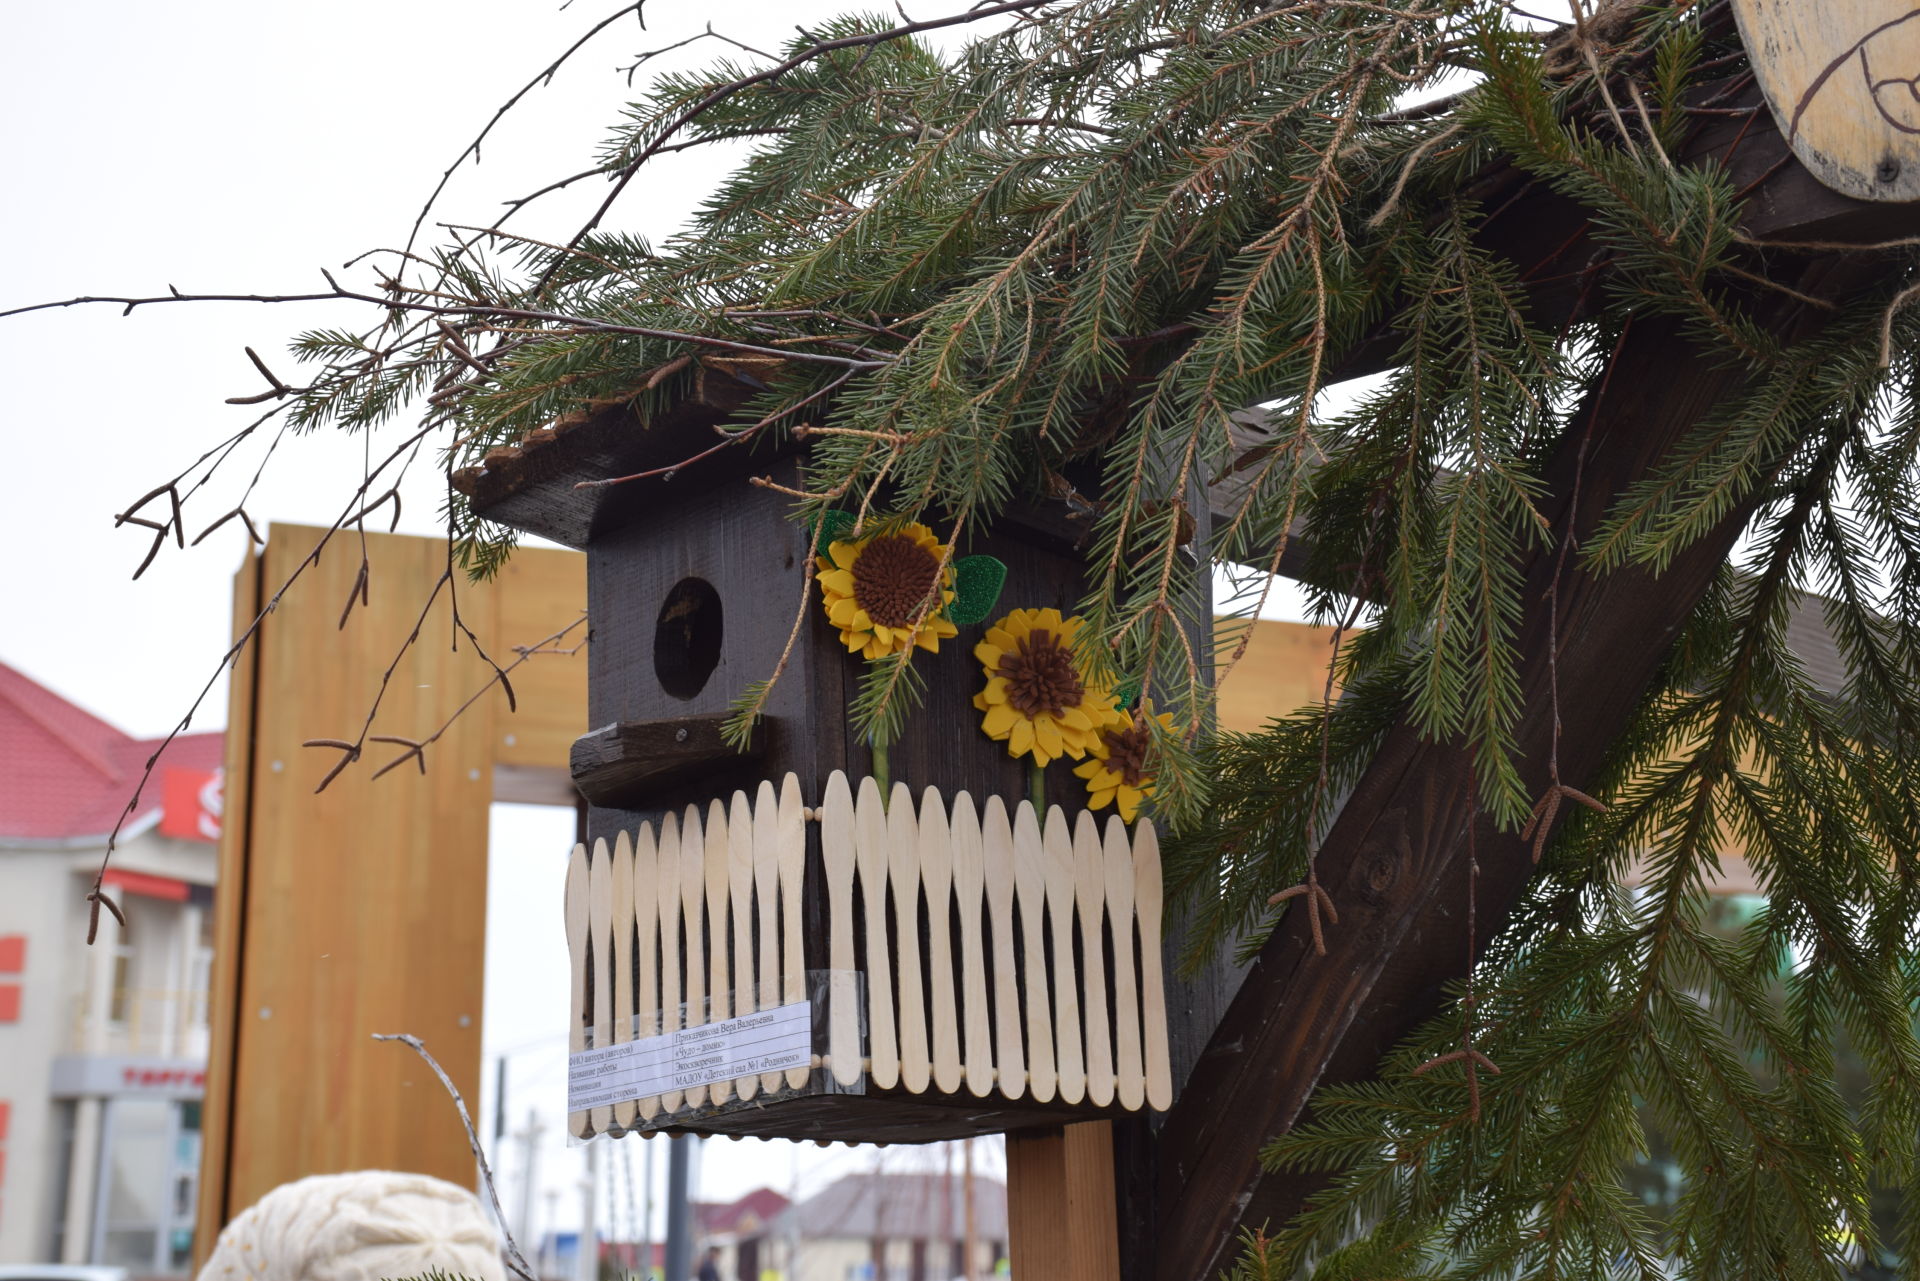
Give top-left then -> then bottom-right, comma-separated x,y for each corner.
454,361 -> 1196,1143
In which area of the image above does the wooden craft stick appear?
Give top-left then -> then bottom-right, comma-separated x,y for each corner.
680,804 -> 709,1109
821,771 -> 861,1086
778,774 -> 809,1090
1042,806 -> 1085,1105
1133,819 -> 1174,1111
888,780 -> 930,1094
657,811 -> 684,1114
753,780 -> 783,1096
854,776 -> 898,1089
1012,801 -> 1056,1103
706,798 -> 734,1105
634,821 -> 661,1121
1103,814 -> 1145,1111
919,785 -> 963,1095
611,830 -> 638,1132
982,796 -> 1025,1101
950,792 -> 993,1098
729,789 -> 759,1101
1074,811 -> 1115,1108
589,838 -> 615,1135
564,842 -> 590,1137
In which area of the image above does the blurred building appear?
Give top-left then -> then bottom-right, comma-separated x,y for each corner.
767,1171 -> 1006,1281
0,661 -> 222,1273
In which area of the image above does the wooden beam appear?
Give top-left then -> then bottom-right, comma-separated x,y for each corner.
1007,1122 -> 1122,1280
193,545 -> 263,1270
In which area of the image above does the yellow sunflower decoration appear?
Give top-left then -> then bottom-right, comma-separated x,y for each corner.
972,608 -> 1121,766
817,522 -> 959,660
1075,704 -> 1175,822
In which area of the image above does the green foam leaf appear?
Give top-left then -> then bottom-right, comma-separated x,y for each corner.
1114,676 -> 1142,710
947,555 -> 1007,626
812,508 -> 856,553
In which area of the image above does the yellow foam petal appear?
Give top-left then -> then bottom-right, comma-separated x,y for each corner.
818,569 -> 856,596
1034,718 -> 1064,759
829,540 -> 863,570
982,702 -> 1018,737
1009,717 -> 1035,758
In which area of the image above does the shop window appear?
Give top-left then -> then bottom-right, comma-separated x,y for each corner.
108,946 -> 132,1024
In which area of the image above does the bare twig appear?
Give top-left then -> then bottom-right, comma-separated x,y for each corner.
536,0 -> 1063,293
1,283 -> 889,370
403,2 -> 649,258
372,1033 -> 537,1281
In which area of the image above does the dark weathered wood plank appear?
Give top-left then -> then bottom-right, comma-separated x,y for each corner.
569,716 -> 768,807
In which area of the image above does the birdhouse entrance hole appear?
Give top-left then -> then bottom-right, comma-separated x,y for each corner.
654,577 -> 723,699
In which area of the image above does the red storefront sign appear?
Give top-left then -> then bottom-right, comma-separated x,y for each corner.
159,766 -> 222,842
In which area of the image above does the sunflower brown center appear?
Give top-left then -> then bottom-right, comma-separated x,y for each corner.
1101,717 -> 1154,787
852,533 -> 941,629
999,628 -> 1085,717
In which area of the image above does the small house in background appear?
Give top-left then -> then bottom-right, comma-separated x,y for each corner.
695,1185 -> 793,1279
769,1170 -> 1006,1281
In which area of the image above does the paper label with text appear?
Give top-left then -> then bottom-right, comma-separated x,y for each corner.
567,1000 -> 812,1113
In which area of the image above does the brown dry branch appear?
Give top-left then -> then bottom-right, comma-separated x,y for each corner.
0,283 -> 887,371
401,1 -> 649,259
535,0 -> 1065,294
82,411 -> 454,938
371,1033 -> 538,1281
1267,879 -> 1339,956
84,888 -> 127,946
576,368 -> 856,491
222,345 -> 303,405
304,612 -> 588,792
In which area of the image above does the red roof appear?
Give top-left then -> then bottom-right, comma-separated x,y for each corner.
694,1187 -> 792,1236
0,661 -> 222,841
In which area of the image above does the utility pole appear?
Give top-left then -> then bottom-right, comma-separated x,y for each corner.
495,1057 -> 508,1146
514,1108 -> 546,1256
544,1189 -> 562,1278
962,1139 -> 978,1281
788,1142 -> 802,1281
664,1134 -> 692,1281
638,1137 -> 655,1281
576,1143 -> 600,1281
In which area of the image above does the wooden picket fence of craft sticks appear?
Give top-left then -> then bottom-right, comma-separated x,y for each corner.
563,771 -> 1174,1138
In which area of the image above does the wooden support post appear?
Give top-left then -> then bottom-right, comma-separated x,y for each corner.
1006,1121 -> 1120,1281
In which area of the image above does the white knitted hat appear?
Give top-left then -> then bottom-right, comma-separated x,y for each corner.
197,1170 -> 508,1281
